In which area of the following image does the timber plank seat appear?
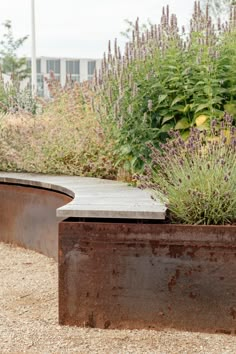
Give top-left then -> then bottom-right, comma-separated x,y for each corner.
0,172 -> 166,220
0,172 -> 165,261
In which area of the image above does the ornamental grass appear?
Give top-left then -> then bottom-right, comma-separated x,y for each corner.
0,77 -> 118,179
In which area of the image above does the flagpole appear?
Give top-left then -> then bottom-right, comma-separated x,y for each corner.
31,0 -> 37,96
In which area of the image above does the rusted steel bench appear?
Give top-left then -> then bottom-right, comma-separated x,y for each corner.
0,172 -> 236,335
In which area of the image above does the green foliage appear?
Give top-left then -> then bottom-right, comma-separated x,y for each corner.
141,114 -> 236,225
93,1 -> 236,173
0,20 -> 29,81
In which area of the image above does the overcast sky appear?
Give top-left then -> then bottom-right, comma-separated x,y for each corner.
0,0 -> 195,59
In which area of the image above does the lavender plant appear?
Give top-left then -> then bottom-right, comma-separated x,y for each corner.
92,1 -> 236,173
140,113 -> 236,225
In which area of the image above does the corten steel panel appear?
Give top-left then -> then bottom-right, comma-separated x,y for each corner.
59,222 -> 236,333
0,184 -> 72,260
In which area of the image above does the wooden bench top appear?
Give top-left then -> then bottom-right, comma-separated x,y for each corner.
0,173 -> 166,220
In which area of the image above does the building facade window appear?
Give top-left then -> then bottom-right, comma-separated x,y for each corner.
27,59 -> 41,74
27,59 -> 44,96
37,74 -> 44,97
46,59 -> 60,80
66,60 -> 80,82
36,59 -> 41,73
87,60 -> 96,80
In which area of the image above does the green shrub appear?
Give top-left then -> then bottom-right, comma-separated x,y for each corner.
93,1 -> 236,173
140,113 -> 236,225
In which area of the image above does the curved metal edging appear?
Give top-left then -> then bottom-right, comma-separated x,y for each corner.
0,179 -> 73,260
0,177 -> 75,199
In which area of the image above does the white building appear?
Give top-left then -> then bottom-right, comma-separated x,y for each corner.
27,57 -> 101,97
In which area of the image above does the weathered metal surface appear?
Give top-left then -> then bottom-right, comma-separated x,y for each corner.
59,222 -> 236,334
0,184 -> 72,260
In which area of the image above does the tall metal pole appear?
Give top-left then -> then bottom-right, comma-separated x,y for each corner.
31,0 -> 37,96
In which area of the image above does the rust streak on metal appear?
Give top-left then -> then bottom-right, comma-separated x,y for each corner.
59,221 -> 236,334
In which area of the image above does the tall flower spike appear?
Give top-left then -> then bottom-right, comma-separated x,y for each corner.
166,5 -> 169,27
194,1 -> 197,19
135,17 -> 139,33
103,52 -> 107,67
132,30 -> 135,44
94,68 -> 98,85
114,38 -> 118,59
118,46 -> 121,60
197,1 -> 201,18
108,40 -> 111,54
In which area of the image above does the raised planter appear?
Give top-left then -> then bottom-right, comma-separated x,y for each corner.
59,221 -> 236,334
1,173 -> 236,334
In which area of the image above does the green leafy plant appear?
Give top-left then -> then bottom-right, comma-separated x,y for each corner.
139,113 -> 236,225
92,1 -> 236,173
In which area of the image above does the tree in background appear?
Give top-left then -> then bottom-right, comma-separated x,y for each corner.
0,21 -> 39,114
0,20 -> 29,82
201,0 -> 236,20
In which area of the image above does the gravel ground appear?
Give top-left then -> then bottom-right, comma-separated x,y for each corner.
0,242 -> 236,354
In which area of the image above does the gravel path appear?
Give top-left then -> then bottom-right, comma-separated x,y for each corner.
0,242 -> 236,354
